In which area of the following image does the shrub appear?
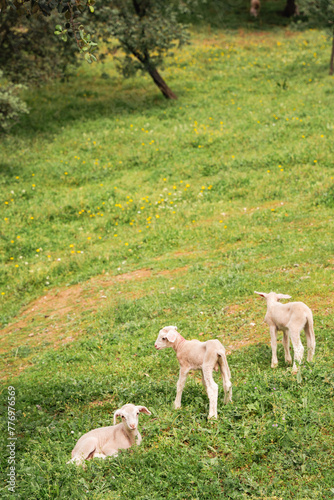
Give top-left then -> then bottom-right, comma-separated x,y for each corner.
0,71 -> 29,132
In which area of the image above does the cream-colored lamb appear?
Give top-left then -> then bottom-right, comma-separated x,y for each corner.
67,404 -> 151,465
155,326 -> 232,419
255,291 -> 315,373
250,0 -> 261,17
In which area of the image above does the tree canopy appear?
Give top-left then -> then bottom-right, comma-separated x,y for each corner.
0,6 -> 78,85
1,0 -> 189,98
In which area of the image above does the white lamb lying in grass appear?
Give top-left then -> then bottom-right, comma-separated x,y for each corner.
255,291 -> 316,373
155,325 -> 232,419
67,404 -> 151,465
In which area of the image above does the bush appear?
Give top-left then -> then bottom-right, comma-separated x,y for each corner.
0,71 -> 29,132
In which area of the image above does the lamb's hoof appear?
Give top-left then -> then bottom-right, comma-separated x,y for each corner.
271,363 -> 278,369
174,404 -> 181,410
67,459 -> 82,466
292,367 -> 298,375
208,414 -> 218,420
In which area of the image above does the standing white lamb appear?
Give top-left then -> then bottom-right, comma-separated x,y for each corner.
255,291 -> 316,373
67,403 -> 151,465
154,326 -> 232,419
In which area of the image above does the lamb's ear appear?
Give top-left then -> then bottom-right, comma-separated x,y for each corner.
277,293 -> 291,300
113,410 -> 123,425
166,329 -> 177,343
254,291 -> 267,298
137,406 -> 151,416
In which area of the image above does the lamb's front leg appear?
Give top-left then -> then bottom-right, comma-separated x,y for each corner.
270,325 -> 278,368
99,446 -> 119,459
174,367 -> 189,409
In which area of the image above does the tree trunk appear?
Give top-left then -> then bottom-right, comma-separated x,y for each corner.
282,0 -> 299,17
330,32 -> 334,76
146,65 -> 177,99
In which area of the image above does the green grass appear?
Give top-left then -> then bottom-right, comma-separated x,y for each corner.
1,6 -> 334,499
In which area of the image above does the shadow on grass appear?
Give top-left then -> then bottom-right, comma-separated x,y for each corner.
8,73 -> 182,141
0,160 -> 19,178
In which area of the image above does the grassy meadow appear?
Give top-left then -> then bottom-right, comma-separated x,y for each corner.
1,4 -> 334,499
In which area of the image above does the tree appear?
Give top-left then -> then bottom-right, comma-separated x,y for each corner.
299,0 -> 334,74
282,0 -> 299,17
1,0 -> 189,99
86,1 -> 189,99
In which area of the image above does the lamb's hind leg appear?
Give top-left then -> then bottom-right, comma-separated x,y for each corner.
67,437 -> 98,465
282,330 -> 292,365
99,445 -> 119,459
290,328 -> 304,374
217,351 -> 232,404
203,366 -> 218,419
305,319 -> 316,362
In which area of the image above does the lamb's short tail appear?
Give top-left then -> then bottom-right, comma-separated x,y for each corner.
218,350 -> 232,404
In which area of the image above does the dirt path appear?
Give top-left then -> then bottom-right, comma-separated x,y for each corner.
0,267 -> 188,380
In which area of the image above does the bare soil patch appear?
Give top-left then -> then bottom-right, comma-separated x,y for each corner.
157,266 -> 188,277
1,268 -> 154,343
0,266 -> 189,380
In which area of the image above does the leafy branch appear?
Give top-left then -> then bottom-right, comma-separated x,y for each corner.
0,0 -> 98,62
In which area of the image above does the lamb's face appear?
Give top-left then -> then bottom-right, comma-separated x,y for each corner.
114,404 -> 151,429
154,326 -> 178,350
121,405 -> 140,430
